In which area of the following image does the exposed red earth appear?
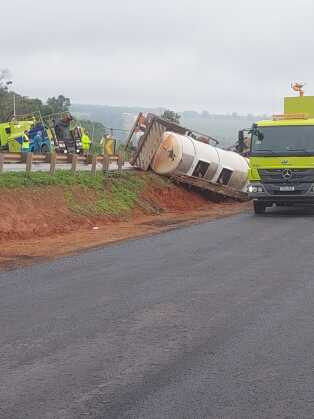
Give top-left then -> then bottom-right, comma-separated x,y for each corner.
0,178 -> 249,270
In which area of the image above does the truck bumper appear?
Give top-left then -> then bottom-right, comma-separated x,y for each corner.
248,182 -> 314,205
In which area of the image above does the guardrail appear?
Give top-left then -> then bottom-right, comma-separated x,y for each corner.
0,152 -> 126,175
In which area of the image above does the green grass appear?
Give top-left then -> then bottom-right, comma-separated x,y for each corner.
0,170 -> 174,216
65,172 -> 147,216
0,170 -> 160,216
0,171 -> 105,189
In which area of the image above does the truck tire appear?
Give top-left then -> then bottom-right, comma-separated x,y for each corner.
253,200 -> 266,214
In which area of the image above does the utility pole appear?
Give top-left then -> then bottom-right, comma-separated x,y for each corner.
6,80 -> 15,118
91,123 -> 95,142
13,92 -> 16,118
91,123 -> 95,154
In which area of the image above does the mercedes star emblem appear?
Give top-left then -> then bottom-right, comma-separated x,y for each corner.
282,169 -> 293,180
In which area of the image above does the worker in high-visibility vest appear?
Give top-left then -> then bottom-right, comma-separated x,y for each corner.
81,131 -> 91,154
100,135 -> 106,154
100,134 -> 115,155
22,131 -> 30,152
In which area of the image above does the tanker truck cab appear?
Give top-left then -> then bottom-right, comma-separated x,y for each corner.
248,115 -> 314,214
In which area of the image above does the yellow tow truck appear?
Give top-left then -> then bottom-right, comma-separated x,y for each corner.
248,84 -> 314,213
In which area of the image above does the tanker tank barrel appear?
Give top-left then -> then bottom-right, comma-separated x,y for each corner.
128,113 -> 249,201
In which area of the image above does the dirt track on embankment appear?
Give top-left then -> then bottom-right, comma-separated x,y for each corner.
0,173 -> 249,270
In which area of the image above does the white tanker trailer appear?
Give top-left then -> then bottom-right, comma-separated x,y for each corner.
126,113 -> 249,200
151,132 -> 249,193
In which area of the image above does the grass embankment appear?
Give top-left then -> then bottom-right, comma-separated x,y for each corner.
0,171 -> 172,216
0,170 -> 250,269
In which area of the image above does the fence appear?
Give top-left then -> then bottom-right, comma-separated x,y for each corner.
0,152 -> 127,175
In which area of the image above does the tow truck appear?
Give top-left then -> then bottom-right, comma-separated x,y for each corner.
44,112 -> 83,154
248,83 -> 314,213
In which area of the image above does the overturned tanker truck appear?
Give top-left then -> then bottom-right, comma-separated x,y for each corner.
125,113 -> 249,201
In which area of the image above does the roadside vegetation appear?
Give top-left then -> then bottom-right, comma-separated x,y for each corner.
0,69 -> 107,143
65,172 -> 148,216
0,171 -> 108,189
0,171 -> 172,216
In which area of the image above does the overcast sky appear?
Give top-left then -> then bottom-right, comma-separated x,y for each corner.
2,0 -> 314,113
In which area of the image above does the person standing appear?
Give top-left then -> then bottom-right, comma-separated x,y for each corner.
33,131 -> 43,151
22,130 -> 30,152
81,131 -> 91,155
100,134 -> 115,155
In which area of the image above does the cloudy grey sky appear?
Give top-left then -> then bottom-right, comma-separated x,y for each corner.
2,0 -> 314,113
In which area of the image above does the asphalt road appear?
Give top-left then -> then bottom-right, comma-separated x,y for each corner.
1,209 -> 314,418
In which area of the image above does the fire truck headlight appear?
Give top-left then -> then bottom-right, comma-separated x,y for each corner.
248,185 -> 264,193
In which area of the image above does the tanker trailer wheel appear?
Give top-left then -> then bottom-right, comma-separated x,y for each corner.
253,200 -> 266,214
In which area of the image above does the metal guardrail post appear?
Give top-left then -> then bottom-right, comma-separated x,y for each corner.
50,153 -> 57,175
102,155 -> 110,173
26,153 -> 33,175
0,154 -> 4,173
120,151 -> 125,166
117,155 -> 123,173
91,154 -> 97,176
71,155 -> 78,173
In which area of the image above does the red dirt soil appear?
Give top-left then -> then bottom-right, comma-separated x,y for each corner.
0,183 -> 249,270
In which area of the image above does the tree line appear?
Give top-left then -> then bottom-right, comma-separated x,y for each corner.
0,71 -> 71,121
0,69 -> 106,141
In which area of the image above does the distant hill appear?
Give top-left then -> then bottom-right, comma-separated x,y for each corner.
71,104 -> 269,147
71,104 -> 164,142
